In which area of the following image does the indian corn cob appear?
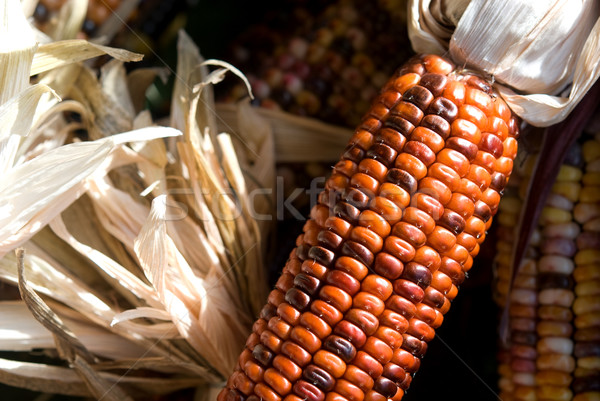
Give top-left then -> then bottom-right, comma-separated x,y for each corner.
573,134 -> 600,401
223,0 -> 412,128
495,133 -> 599,401
34,0 -> 122,36
493,152 -> 525,401
534,153 -> 582,401
33,0 -> 183,47
493,152 -> 538,307
219,54 -> 520,401
494,151 -> 542,401
509,257 -> 539,401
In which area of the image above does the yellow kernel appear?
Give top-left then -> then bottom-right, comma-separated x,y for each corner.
583,139 -> 600,163
556,165 -> 582,182
575,280 -> 600,296
578,356 -> 600,370
498,364 -> 512,378
496,265 -> 512,280
536,386 -> 572,401
573,295 -> 600,315
575,249 -> 600,265
580,186 -> 600,202
551,181 -> 581,202
575,311 -> 599,328
574,264 -> 600,282
574,368 -> 599,380
539,207 -> 572,225
497,211 -> 518,227
583,172 -> 600,186
496,240 -> 513,254
513,385 -> 537,401
495,252 -> 512,267
499,197 -> 522,213
496,279 -> 510,296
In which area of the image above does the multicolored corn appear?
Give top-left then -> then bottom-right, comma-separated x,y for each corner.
573,134 -> 600,401
34,0 -> 122,36
224,0 -> 412,128
495,131 -> 600,401
219,54 -> 520,401
494,152 -> 542,401
535,157 -> 582,401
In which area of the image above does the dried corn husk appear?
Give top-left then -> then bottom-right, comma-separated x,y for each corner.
409,0 -> 600,126
0,1 -> 277,398
215,102 -> 351,163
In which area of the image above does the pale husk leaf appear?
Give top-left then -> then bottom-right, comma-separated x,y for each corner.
20,0 -> 37,17
68,65 -> 134,138
408,0 -> 600,126
1,250 -> 124,333
86,174 -> 151,250
0,0 -> 37,103
101,59 -> 136,120
72,355 -> 134,401
2,246 -> 194,358
19,99 -> 88,158
134,195 -> 248,378
0,301 -> 151,360
215,102 -> 350,162
95,0 -> 142,41
16,248 -> 97,363
0,357 -> 96,397
49,0 -> 88,41
171,30 -> 202,133
0,357 -> 205,397
217,133 -> 268,313
227,101 -> 276,242
31,40 -> 143,76
0,127 -> 181,256
48,215 -> 162,309
111,306 -> 173,323
0,83 -> 59,141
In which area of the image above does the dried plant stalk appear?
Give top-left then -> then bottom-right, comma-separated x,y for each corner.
0,2 -> 278,398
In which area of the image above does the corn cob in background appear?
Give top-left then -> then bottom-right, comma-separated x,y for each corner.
573,134 -> 600,401
219,53 -> 520,401
494,129 -> 600,401
534,146 -> 583,401
493,148 -> 524,401
493,149 -> 543,401
34,0 -> 123,36
494,176 -> 522,401
221,0 -> 412,129
493,152 -> 535,307
509,257 -> 539,401
32,0 -> 190,54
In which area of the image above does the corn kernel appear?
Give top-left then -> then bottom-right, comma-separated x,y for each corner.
557,165 -> 583,182
539,207 -> 572,225
575,249 -> 600,266
579,186 -> 600,203
583,217 -> 600,232
582,172 -> 600,186
583,140 -> 600,163
551,181 -> 581,202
